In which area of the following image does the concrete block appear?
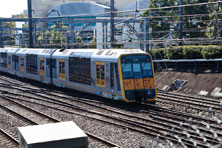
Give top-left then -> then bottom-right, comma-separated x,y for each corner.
199,90 -> 209,96
18,121 -> 88,148
211,87 -> 222,98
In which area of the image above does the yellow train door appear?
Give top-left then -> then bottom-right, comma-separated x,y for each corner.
59,59 -> 65,80
20,56 -> 24,72
8,55 -> 11,69
40,58 -> 45,76
96,62 -> 105,88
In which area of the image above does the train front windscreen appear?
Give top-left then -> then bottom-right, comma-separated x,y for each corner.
121,54 -> 156,102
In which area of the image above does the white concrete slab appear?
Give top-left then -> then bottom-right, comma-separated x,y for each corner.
18,121 -> 88,148
211,87 -> 222,98
199,90 -> 209,96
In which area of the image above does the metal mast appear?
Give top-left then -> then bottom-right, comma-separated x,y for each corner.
110,0 -> 115,48
28,0 -> 33,48
0,22 -> 2,47
179,0 -> 183,43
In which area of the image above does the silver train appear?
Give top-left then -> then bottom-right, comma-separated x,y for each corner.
0,48 -> 157,103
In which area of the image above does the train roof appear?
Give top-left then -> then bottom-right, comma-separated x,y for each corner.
53,48 -> 146,60
16,48 -> 56,56
7,48 -> 19,54
0,48 -> 19,54
0,48 -> 12,53
0,48 -> 147,60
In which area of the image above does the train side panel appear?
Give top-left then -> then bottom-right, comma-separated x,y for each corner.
15,48 -> 27,78
91,59 -> 123,101
7,48 -> 19,75
0,48 -> 9,73
51,49 -> 96,95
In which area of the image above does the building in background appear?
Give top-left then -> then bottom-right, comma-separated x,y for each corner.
47,1 -> 110,43
32,0 -> 150,17
96,18 -> 142,49
31,0 -> 150,48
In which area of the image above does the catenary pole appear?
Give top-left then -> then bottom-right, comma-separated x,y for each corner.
110,0 -> 115,48
28,0 -> 33,48
179,0 -> 183,44
0,22 -> 2,47
144,18 -> 149,52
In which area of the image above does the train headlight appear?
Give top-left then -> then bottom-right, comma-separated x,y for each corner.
147,90 -> 152,95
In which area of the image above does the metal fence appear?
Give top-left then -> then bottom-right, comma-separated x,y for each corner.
0,1 -> 222,51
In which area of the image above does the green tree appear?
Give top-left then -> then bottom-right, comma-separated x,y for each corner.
143,0 -> 178,39
182,0 -> 209,38
143,0 -> 212,41
2,22 -> 16,45
15,13 -> 27,18
36,23 -> 68,48
88,37 -> 96,48
75,36 -> 84,48
205,1 -> 222,38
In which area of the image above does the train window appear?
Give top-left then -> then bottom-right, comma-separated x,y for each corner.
40,58 -> 45,76
132,63 -> 141,72
1,53 -> 7,68
26,54 -> 37,74
101,65 -> 105,80
96,62 -> 105,88
110,63 -> 114,88
62,63 -> 65,74
96,65 -> 100,79
132,62 -> 142,79
115,63 -> 121,91
141,62 -> 153,77
8,55 -> 11,69
101,65 -> 105,87
59,62 -> 65,74
121,62 -> 133,79
20,56 -> 24,72
40,59 -> 44,70
69,57 -> 91,85
59,60 -> 65,80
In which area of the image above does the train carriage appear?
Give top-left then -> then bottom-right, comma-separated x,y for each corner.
15,48 -> 56,83
91,49 -> 125,101
51,48 -> 157,103
91,49 -> 157,103
51,49 -> 95,93
0,47 -> 157,103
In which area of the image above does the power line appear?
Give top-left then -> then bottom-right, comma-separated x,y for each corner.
7,1 -> 219,20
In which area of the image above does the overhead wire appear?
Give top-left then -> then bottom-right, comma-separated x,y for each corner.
1,1 -> 222,47
1,1 -> 218,20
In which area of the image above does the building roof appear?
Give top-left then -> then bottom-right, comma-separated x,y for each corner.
48,1 -> 110,17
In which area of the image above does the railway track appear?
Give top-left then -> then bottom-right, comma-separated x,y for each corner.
0,74 -> 222,147
0,94 -> 123,148
0,89 -> 219,148
158,93 -> 221,114
158,90 -> 221,107
0,128 -> 18,148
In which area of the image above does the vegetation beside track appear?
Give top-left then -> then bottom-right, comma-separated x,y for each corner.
151,45 -> 222,59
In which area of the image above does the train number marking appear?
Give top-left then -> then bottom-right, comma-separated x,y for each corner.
124,79 -> 134,90
144,79 -> 153,89
124,80 -> 132,87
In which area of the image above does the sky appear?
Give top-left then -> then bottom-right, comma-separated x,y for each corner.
0,0 -> 27,18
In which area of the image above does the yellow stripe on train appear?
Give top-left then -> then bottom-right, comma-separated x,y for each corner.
123,78 -> 155,90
